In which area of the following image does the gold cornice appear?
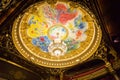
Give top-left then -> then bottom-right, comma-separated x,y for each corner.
74,66 -> 107,80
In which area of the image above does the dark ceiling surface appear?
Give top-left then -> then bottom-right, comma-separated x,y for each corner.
97,0 -> 120,57
98,0 -> 120,35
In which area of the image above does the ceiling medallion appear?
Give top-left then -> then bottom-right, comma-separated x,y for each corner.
12,1 -> 102,68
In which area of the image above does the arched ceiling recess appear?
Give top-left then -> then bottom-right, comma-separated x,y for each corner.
12,0 -> 102,68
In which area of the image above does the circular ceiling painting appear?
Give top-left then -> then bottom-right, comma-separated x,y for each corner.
12,1 -> 102,68
0,0 -> 12,12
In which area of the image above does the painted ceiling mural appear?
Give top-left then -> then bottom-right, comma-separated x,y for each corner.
12,1 -> 102,68
28,2 -> 88,56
